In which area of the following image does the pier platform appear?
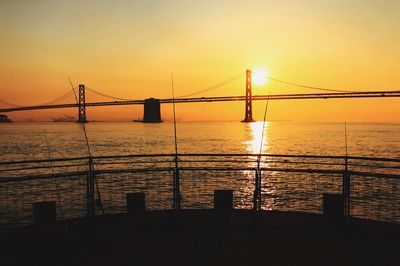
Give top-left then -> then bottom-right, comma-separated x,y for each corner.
2,210 -> 400,265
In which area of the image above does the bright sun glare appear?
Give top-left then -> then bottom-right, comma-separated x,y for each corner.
252,69 -> 268,86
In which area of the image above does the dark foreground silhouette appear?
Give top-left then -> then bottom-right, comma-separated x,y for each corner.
2,210 -> 400,266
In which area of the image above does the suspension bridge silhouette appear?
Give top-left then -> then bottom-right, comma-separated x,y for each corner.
1,69 -> 399,122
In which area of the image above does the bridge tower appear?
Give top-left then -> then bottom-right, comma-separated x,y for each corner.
241,69 -> 255,123
77,84 -> 87,123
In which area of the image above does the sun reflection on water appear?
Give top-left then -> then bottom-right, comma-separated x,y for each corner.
241,121 -> 277,210
244,121 -> 270,154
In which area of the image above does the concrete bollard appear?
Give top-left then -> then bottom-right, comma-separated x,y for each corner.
126,193 -> 145,214
32,201 -> 56,225
323,193 -> 344,218
214,190 -> 233,212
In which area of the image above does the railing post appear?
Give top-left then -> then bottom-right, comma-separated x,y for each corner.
342,155 -> 351,217
86,159 -> 95,216
172,168 -> 181,211
342,171 -> 351,216
253,169 -> 262,211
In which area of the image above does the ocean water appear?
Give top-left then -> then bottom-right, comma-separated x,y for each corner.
1,122 -> 400,225
1,121 -> 400,161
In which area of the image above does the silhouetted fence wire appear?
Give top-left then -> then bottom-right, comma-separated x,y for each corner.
0,154 -> 399,228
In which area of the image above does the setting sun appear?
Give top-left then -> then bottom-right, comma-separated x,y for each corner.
1,1 -> 400,265
252,70 -> 268,86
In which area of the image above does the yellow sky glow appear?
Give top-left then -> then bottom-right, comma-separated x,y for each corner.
0,0 -> 399,122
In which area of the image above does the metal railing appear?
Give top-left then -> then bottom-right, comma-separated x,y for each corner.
1,153 -> 400,228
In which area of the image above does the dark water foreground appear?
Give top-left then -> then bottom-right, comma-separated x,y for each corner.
2,210 -> 400,266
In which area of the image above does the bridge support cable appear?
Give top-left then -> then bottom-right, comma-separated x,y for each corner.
86,87 -> 134,101
85,72 -> 245,103
0,88 -> 77,109
0,99 -> 25,108
176,72 -> 245,98
266,76 -> 359,93
40,89 -> 77,106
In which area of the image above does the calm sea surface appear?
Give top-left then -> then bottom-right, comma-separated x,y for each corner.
1,121 -> 400,161
1,122 -> 400,225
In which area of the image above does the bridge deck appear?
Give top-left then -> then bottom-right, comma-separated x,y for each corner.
1,90 -> 399,113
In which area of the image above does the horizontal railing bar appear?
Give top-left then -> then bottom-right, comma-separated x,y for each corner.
178,159 -> 346,167
349,171 -> 400,179
347,156 -> 400,162
0,168 -> 178,183
93,160 -> 174,165
0,156 -> 89,166
2,166 -> 399,184
348,163 -> 400,170
2,153 -> 400,166
0,171 -> 89,183
1,160 -> 397,174
0,163 -> 88,172
92,153 -> 349,161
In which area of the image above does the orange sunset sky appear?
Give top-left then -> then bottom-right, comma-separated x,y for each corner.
1,0 -> 399,122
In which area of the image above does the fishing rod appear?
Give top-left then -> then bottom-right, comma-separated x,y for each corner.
171,73 -> 181,211
68,79 -> 104,216
254,78 -> 271,211
251,73 -> 270,266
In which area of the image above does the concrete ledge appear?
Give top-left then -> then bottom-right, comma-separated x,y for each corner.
3,210 -> 400,266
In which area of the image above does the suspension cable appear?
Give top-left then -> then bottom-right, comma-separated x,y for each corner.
86,87 -> 134,101
176,72 -> 245,98
0,88 -> 77,108
39,89 -> 77,105
85,72 -> 245,101
266,76 -> 358,93
0,99 -> 25,108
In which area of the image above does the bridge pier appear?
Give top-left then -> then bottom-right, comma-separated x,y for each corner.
242,69 -> 255,123
143,98 -> 162,123
77,84 -> 87,123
